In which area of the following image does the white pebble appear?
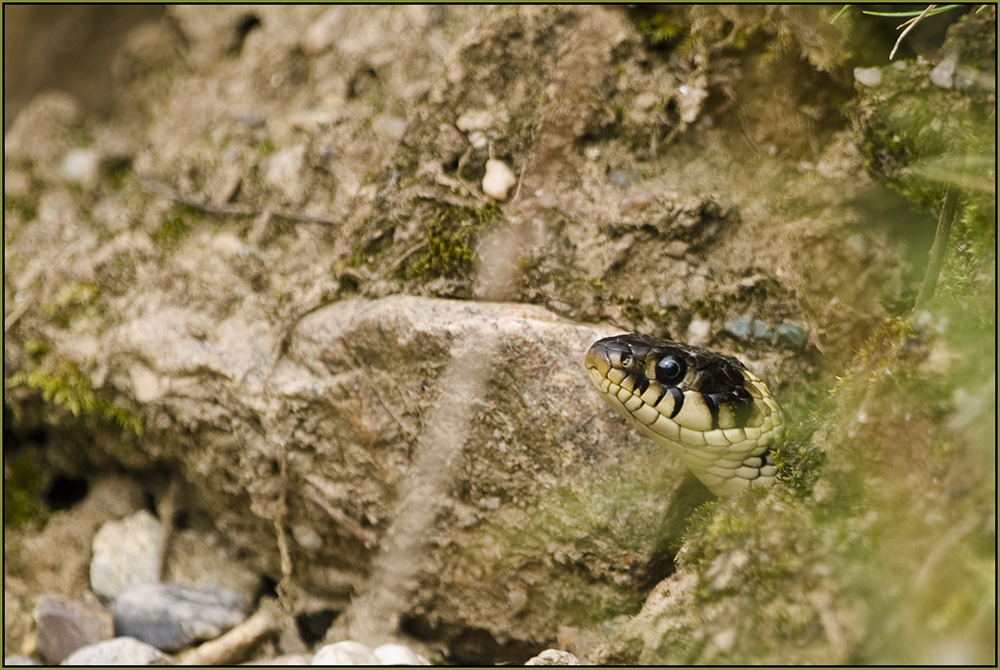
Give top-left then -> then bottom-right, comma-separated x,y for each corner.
525,648 -> 580,665
468,129 -> 488,150
60,149 -> 101,189
482,159 -> 516,201
853,66 -> 882,88
930,57 -> 955,89
313,641 -> 377,665
372,643 -> 429,665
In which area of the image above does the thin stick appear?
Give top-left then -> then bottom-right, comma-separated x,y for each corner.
177,599 -> 280,665
136,175 -> 342,226
889,4 -> 935,60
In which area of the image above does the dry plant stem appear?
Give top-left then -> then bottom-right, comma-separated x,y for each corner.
890,4 -> 935,60
916,185 -> 960,308
302,477 -> 379,548
177,599 -> 280,665
154,479 -> 180,581
275,452 -> 294,600
136,175 -> 341,226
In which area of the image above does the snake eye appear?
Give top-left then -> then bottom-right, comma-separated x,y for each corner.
655,356 -> 686,385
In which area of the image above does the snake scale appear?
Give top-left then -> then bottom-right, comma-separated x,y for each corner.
586,333 -> 783,496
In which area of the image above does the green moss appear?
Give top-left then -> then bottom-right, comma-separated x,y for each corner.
255,137 -> 276,156
41,281 -> 104,331
851,60 -> 995,210
104,160 -> 133,191
4,194 -> 38,222
153,204 -> 198,249
406,202 -> 501,280
633,9 -> 684,48
8,359 -> 144,437
3,452 -> 49,529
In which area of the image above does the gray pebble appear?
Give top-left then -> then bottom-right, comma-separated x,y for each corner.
930,57 -> 955,89
61,637 -> 175,665
777,322 -> 809,351
90,510 -> 162,601
750,319 -> 777,344
3,655 -> 37,665
723,315 -> 752,341
110,582 -> 250,652
853,66 -> 882,88
618,191 -> 656,212
665,240 -> 689,258
608,171 -> 631,189
34,595 -> 114,664
525,648 -> 580,665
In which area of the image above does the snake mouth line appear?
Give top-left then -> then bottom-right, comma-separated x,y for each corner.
586,333 -> 784,497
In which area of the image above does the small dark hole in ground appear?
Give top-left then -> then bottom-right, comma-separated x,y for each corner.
142,490 -> 158,515
44,475 -> 89,510
173,509 -> 191,529
296,609 -> 338,645
231,14 -> 262,55
256,575 -> 279,601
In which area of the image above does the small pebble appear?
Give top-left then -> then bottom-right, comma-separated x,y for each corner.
853,66 -> 882,88
525,648 -> 580,665
264,145 -> 308,200
110,582 -> 250,652
33,595 -> 114,664
482,159 -> 517,201
665,240 -> 689,258
930,57 -> 955,89
750,319 -> 777,344
776,322 -> 809,351
607,171 -> 630,189
468,129 -> 489,150
60,149 -> 101,189
373,643 -> 429,665
685,318 -> 712,347
292,524 -> 324,552
723,315 -> 752,341
507,588 -> 528,614
312,640 -> 378,665
62,637 -> 175,666
3,655 -> 37,665
90,510 -> 163,600
618,192 -> 656,212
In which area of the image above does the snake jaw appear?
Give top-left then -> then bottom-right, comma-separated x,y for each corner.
586,333 -> 784,497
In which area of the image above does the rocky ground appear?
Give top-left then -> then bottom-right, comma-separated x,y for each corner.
4,5 -> 995,665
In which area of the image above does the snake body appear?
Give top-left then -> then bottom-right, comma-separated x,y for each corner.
586,333 -> 783,496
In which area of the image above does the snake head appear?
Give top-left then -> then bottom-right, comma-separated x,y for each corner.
586,333 -> 784,496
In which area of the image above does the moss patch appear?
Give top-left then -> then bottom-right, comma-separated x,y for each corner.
8,359 -> 144,437
152,203 -> 199,249
3,451 -> 50,529
406,202 -> 501,280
